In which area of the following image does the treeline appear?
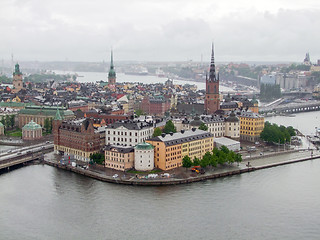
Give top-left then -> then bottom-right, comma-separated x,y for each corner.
182,146 -> 242,169
0,75 -> 11,84
260,121 -> 296,144
25,73 -> 70,83
0,115 -> 15,130
260,83 -> 281,101
280,64 -> 311,73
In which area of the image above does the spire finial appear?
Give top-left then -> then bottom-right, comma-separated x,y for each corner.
209,42 -> 217,82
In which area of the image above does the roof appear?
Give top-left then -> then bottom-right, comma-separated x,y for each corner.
19,105 -> 74,118
214,137 -> 240,146
107,120 -> 153,130
135,142 -> 154,150
148,129 -> 213,147
105,144 -> 134,153
226,112 -> 239,122
239,111 -> 263,119
22,120 -> 42,130
0,122 -> 3,127
190,116 -> 203,126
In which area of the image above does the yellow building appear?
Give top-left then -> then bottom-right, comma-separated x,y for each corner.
146,129 -> 214,170
105,145 -> 134,171
239,111 -> 264,142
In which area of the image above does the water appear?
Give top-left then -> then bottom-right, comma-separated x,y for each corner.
266,111 -> 320,136
0,161 -> 319,240
54,70 -> 234,92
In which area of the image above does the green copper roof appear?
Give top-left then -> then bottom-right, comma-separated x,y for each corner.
54,106 -> 62,120
135,142 -> 154,150
19,105 -> 74,118
0,102 -> 32,108
13,63 -> 22,76
22,120 -> 41,130
108,50 -> 116,78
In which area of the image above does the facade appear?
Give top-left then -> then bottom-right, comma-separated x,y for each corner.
224,112 -> 240,139
12,63 -> 23,93
108,51 -> 116,85
22,120 -> 42,140
239,111 -> 265,142
105,145 -> 134,171
134,142 -> 154,171
0,122 -> 4,135
205,44 -> 220,114
106,120 -> 154,147
18,105 -> 74,128
141,96 -> 171,116
53,110 -> 101,162
146,129 -> 214,171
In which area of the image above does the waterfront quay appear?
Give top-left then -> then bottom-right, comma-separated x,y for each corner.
44,149 -> 320,186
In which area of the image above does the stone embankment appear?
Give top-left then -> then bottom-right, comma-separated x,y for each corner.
44,150 -> 320,186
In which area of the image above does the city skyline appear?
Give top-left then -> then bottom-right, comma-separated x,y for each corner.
1,0 -> 320,62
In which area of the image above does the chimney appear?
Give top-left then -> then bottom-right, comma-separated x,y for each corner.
170,132 -> 173,136
161,133 -> 166,137
181,129 -> 185,134
192,128 -> 196,132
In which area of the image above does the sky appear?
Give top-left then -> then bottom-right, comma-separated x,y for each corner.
1,0 -> 320,63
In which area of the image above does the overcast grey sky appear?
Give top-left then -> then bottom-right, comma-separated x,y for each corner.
1,0 -> 320,62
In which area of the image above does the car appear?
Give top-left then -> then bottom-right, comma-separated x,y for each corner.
17,152 -> 22,155
112,174 -> 119,178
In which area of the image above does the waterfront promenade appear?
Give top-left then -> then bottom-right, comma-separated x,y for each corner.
44,149 -> 320,186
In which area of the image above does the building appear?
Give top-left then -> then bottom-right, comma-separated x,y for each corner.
108,51 -> 116,85
105,145 -> 134,171
84,111 -> 130,125
106,120 -> 154,147
22,120 -> 42,140
225,112 -> 240,139
53,109 -> 100,161
12,63 -> 23,93
0,122 -> 4,135
239,111 -> 264,142
205,44 -> 220,114
18,105 -> 74,128
146,129 -> 214,171
214,137 -> 240,152
141,96 -> 171,116
134,142 -> 154,171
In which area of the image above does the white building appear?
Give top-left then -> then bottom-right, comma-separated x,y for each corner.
106,120 -> 154,147
134,142 -> 154,171
214,137 -> 240,152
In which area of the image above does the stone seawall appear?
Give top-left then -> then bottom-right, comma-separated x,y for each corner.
44,154 -> 320,186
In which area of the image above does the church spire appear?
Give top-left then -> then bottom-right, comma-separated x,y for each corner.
108,50 -> 116,84
54,105 -> 62,120
209,43 -> 218,82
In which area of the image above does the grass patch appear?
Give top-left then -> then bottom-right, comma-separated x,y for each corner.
126,169 -> 162,174
6,129 -> 22,137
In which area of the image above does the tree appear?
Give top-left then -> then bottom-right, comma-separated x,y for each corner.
163,120 -> 176,134
9,115 -> 15,128
198,123 -> 208,131
153,127 -> 162,137
90,153 -> 105,165
135,109 -> 144,117
182,155 -> 192,169
193,157 -> 200,166
260,121 -> 295,144
44,118 -> 51,133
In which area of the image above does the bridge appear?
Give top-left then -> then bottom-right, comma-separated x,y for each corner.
0,145 -> 53,171
260,101 -> 320,114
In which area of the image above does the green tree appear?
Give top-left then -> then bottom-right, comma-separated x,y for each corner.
200,152 -> 211,168
153,127 -> 162,137
135,109 -> 144,117
193,157 -> 201,166
44,118 -> 51,133
9,115 -> 15,128
163,120 -> 176,134
198,123 -> 208,131
90,153 -> 105,165
182,155 -> 192,169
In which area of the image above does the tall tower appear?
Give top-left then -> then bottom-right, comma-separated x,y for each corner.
12,63 -> 23,93
108,50 -> 116,84
205,44 -> 220,114
53,106 -> 63,153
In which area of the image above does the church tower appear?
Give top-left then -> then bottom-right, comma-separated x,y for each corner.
53,106 -> 63,154
12,63 -> 23,93
205,44 -> 220,114
108,50 -> 116,84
